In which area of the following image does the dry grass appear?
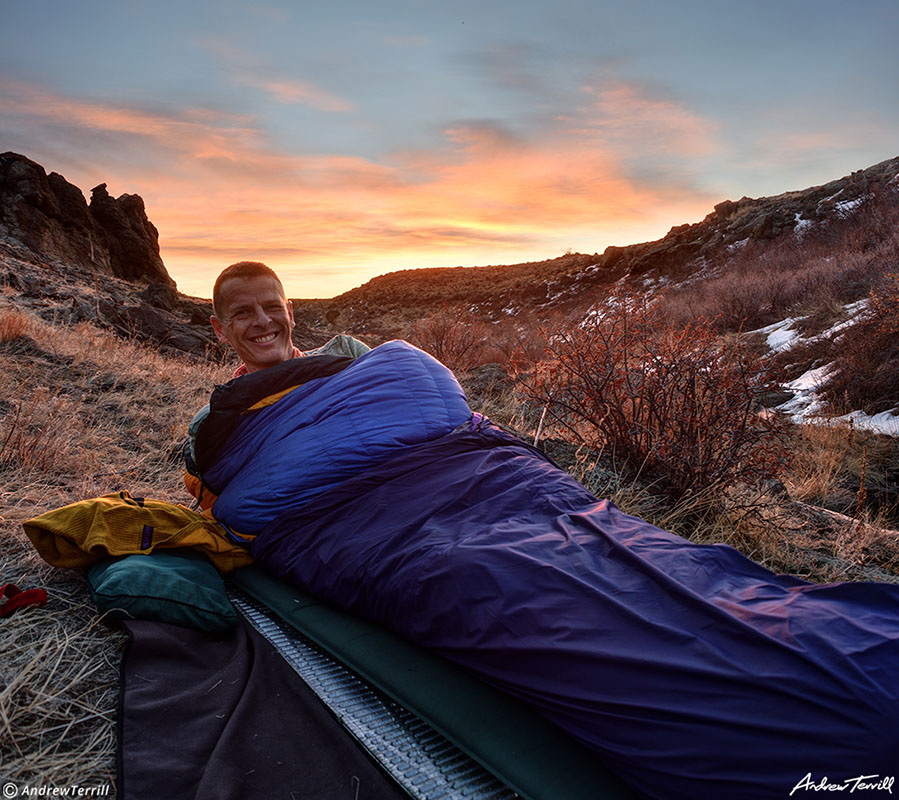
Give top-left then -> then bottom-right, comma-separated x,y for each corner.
1,304 -> 230,785
0,308 -> 30,343
785,424 -> 899,517
1,540 -> 125,785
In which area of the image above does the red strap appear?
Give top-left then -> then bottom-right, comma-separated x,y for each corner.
0,583 -> 48,617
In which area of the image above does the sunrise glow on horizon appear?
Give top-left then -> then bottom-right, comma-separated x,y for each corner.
2,1 -> 896,299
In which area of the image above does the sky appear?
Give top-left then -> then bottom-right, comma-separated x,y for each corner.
1,1 -> 897,299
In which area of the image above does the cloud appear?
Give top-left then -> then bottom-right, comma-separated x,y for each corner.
574,80 -> 720,159
245,79 -> 353,112
195,35 -> 354,113
0,76 -> 719,297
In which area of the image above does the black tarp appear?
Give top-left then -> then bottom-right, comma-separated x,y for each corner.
117,617 -> 408,800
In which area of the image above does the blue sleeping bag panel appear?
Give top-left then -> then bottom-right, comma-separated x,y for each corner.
207,341 -> 470,534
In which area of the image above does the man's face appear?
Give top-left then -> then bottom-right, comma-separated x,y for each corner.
210,275 -> 296,373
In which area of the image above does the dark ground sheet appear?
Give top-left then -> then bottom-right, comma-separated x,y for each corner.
117,617 -> 409,800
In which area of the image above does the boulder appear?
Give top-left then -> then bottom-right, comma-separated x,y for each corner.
0,152 -> 106,270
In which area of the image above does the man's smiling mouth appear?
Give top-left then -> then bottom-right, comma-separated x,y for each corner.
250,333 -> 279,344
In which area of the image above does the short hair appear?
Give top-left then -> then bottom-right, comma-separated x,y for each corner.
212,261 -> 285,317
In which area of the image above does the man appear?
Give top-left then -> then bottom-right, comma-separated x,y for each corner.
210,261 -> 300,375
183,261 -> 370,499
210,261 -> 369,376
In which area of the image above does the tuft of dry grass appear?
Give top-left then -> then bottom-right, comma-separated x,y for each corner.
0,307 -> 30,343
784,423 -> 899,520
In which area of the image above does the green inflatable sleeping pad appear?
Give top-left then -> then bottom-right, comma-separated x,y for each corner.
228,564 -> 637,800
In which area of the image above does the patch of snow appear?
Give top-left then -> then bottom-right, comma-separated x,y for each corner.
771,361 -> 899,438
787,364 -> 832,393
833,408 -> 899,437
726,237 -> 749,252
752,317 -> 802,351
835,195 -> 868,216
752,299 -> 870,357
844,299 -> 868,313
793,213 -> 814,237
814,299 -> 871,341
777,364 -> 834,423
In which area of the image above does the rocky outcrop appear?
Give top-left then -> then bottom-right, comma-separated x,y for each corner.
89,183 -> 171,285
0,152 -> 173,286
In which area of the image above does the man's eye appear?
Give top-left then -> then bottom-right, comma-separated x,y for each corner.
232,310 -> 250,320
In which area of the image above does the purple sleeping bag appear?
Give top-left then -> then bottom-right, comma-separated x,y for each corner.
199,342 -> 899,800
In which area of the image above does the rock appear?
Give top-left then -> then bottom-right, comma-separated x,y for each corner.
188,303 -> 213,326
89,184 -> 173,286
69,296 -> 99,324
0,152 -> 104,269
756,388 -> 795,408
140,281 -> 180,311
0,152 -> 175,286
96,299 -> 216,353
760,478 -> 790,498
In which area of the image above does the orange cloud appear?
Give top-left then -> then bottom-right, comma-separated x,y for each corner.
251,79 -> 353,112
1,77 -> 719,297
575,80 -> 720,157
196,36 -> 354,113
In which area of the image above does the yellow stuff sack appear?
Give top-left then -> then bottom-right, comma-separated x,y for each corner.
23,491 -> 253,573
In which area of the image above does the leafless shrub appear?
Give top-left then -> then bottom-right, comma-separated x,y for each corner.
408,304 -> 490,372
525,293 -> 790,498
821,273 -> 899,415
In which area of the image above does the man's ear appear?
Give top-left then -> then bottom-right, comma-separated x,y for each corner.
287,301 -> 296,330
210,315 -> 230,344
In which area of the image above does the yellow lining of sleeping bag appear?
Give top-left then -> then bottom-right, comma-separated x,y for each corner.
184,471 -> 218,511
23,491 -> 253,572
182,476 -> 257,546
211,516 -> 257,545
246,384 -> 304,412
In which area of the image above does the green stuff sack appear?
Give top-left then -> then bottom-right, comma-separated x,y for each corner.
87,551 -> 238,632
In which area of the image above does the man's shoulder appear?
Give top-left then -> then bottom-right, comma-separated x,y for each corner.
304,334 -> 371,359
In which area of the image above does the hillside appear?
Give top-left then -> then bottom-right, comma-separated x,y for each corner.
310,155 -> 899,338
3,149 -> 897,366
